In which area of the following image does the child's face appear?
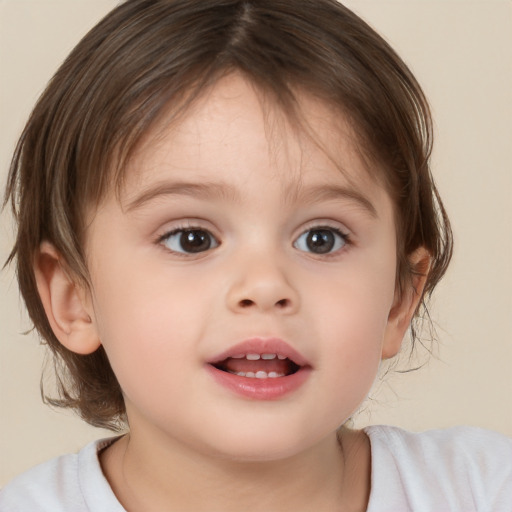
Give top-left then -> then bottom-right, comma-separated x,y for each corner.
81,73 -> 406,461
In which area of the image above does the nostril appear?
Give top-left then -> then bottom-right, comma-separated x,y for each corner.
235,297 -> 293,310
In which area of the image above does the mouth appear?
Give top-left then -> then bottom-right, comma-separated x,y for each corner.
211,353 -> 302,379
206,338 -> 311,399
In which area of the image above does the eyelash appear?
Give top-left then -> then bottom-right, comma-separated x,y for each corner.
156,224 -> 351,257
293,225 -> 351,257
157,223 -> 220,257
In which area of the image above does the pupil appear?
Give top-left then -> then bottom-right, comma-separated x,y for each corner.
307,230 -> 334,254
180,230 -> 210,253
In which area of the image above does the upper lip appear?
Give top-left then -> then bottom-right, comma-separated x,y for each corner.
207,337 -> 310,367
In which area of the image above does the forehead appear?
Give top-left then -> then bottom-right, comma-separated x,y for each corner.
120,73 -> 385,209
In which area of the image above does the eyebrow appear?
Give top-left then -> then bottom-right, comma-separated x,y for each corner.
289,184 -> 378,218
125,179 -> 377,218
124,180 -> 240,211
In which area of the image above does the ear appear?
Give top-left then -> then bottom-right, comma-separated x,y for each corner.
382,247 -> 431,359
34,241 -> 101,355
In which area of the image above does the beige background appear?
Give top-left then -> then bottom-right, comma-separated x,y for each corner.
1,0 -> 511,486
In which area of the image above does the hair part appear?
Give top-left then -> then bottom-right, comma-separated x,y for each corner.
4,0 -> 452,430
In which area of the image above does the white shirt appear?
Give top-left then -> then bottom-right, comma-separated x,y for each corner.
1,426 -> 511,511
365,425 -> 512,511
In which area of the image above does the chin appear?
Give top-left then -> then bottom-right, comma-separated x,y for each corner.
199,424 -> 324,464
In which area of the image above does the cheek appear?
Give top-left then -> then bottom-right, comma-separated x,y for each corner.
315,247 -> 397,337
87,254 -> 214,394
307,247 -> 397,389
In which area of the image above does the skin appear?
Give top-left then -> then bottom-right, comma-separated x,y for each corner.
35,73 -> 428,511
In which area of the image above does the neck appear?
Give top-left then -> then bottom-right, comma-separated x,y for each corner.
101,426 -> 371,512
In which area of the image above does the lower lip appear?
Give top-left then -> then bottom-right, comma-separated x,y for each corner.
205,365 -> 311,400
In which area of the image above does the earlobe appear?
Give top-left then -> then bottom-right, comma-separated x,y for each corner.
34,242 -> 101,355
382,247 -> 431,359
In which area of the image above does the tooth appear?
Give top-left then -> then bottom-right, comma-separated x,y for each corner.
268,372 -> 278,378
246,372 -> 256,378
277,355 -> 286,360
236,372 -> 246,377
246,354 -> 261,360
255,371 -> 268,379
261,354 -> 276,360
231,354 -> 245,359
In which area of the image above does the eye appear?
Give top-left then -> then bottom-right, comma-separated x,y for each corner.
294,227 -> 348,255
160,228 -> 219,254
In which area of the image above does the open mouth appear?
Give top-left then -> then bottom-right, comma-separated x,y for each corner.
206,340 -> 311,399
211,353 -> 302,379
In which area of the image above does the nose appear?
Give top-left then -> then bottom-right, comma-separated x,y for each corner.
226,254 -> 299,315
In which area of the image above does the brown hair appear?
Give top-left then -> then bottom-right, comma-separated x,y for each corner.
4,0 -> 452,430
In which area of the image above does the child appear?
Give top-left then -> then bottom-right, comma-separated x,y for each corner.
1,0 -> 511,510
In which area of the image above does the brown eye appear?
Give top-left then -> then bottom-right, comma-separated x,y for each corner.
162,229 -> 218,254
294,227 -> 347,255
